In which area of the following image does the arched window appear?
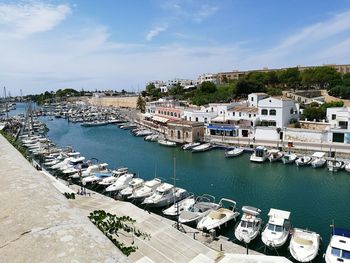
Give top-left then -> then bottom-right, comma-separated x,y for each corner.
177,130 -> 181,139
261,109 -> 268,115
171,130 -> 174,137
270,109 -> 276,116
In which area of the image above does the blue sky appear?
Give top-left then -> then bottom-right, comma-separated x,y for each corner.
1,0 -> 350,95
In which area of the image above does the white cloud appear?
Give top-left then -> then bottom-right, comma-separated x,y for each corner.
194,4 -> 219,23
146,26 -> 167,41
0,1 -> 71,38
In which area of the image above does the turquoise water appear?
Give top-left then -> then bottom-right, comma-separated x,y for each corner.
14,103 -> 350,260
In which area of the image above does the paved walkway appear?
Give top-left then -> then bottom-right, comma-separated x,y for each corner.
0,134 -> 129,263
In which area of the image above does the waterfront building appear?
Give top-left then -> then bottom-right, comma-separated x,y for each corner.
326,107 -> 350,143
165,120 -> 205,143
257,97 -> 299,128
183,106 -> 217,123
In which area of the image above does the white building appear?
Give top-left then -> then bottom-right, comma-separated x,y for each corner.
167,78 -> 197,87
147,80 -> 168,93
257,97 -> 299,128
183,106 -> 218,123
198,73 -> 218,84
326,107 -> 350,143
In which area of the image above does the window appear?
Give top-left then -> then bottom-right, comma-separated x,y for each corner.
249,114 -> 251,118
233,112 -> 235,116
177,130 -> 181,139
170,112 -> 173,116
261,109 -> 268,115
195,117 -> 198,122
204,117 -> 207,123
171,130 -> 173,137
186,132 -> 189,138
251,97 -> 253,101
270,109 -> 276,116
189,117 -> 192,121
331,247 -> 341,257
239,112 -> 241,117
343,250 -> 350,259
290,108 -> 294,114
332,114 -> 336,120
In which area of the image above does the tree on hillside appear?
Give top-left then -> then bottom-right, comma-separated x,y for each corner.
199,81 -> 217,93
168,83 -> 184,96
278,67 -> 301,89
236,79 -> 265,97
246,71 -> 269,85
145,83 -> 161,99
301,66 -> 342,89
136,95 -> 146,112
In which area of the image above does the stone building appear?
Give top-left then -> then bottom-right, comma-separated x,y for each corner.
165,121 -> 205,143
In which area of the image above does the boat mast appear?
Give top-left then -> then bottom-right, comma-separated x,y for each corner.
4,86 -> 8,120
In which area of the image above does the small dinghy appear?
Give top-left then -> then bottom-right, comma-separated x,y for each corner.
282,152 -> 297,164
268,149 -> 284,162
225,147 -> 244,158
162,195 -> 196,217
295,156 -> 312,166
327,159 -> 344,172
197,198 -> 240,231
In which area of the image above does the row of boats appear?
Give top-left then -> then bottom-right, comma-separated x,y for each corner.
246,146 -> 350,172
18,121 -> 350,263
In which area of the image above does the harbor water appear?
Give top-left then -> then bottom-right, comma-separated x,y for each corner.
12,103 -> 350,260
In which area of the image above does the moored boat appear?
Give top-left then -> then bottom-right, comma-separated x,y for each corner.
250,146 -> 270,163
158,139 -> 177,147
182,142 -> 200,150
261,208 -> 291,248
191,143 -> 212,153
225,147 -> 244,158
311,152 -> 326,168
268,149 -> 284,162
324,227 -> 350,263
282,152 -> 298,164
234,206 -> 262,244
197,198 -> 240,231
289,228 -> 320,262
295,155 -> 312,166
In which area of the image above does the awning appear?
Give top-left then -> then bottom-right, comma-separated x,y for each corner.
143,113 -> 153,118
152,116 -> 169,123
207,124 -> 236,131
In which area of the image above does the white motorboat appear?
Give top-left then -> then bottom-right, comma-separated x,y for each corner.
119,178 -> 144,199
289,228 -> 320,263
234,206 -> 262,244
113,167 -> 129,176
105,173 -> 134,192
268,149 -> 284,162
158,139 -> 177,147
178,194 -> 220,225
250,146 -> 270,163
345,162 -> 350,172
197,198 -> 240,231
71,163 -> 109,179
324,227 -> 350,263
134,129 -> 153,137
182,142 -> 200,150
82,172 -> 112,185
282,152 -> 298,164
311,152 -> 326,168
261,208 -> 291,248
295,156 -> 312,166
192,143 -> 212,153
327,159 -> 344,172
142,183 -> 187,208
162,195 -> 196,217
128,178 -> 162,202
225,147 -> 244,158
50,157 -> 74,170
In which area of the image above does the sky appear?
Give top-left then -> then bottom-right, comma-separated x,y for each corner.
1,0 -> 350,96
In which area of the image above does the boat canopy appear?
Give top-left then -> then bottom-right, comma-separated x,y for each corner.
268,208 -> 290,225
268,149 -> 280,154
333,227 -> 350,238
152,116 -> 169,123
330,235 -> 350,251
312,152 -> 325,158
242,206 -> 261,216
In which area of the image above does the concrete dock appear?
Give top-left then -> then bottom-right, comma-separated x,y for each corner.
0,133 -> 291,262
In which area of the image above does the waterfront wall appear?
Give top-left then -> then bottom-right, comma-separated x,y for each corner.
76,96 -> 138,108
285,128 -> 328,143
